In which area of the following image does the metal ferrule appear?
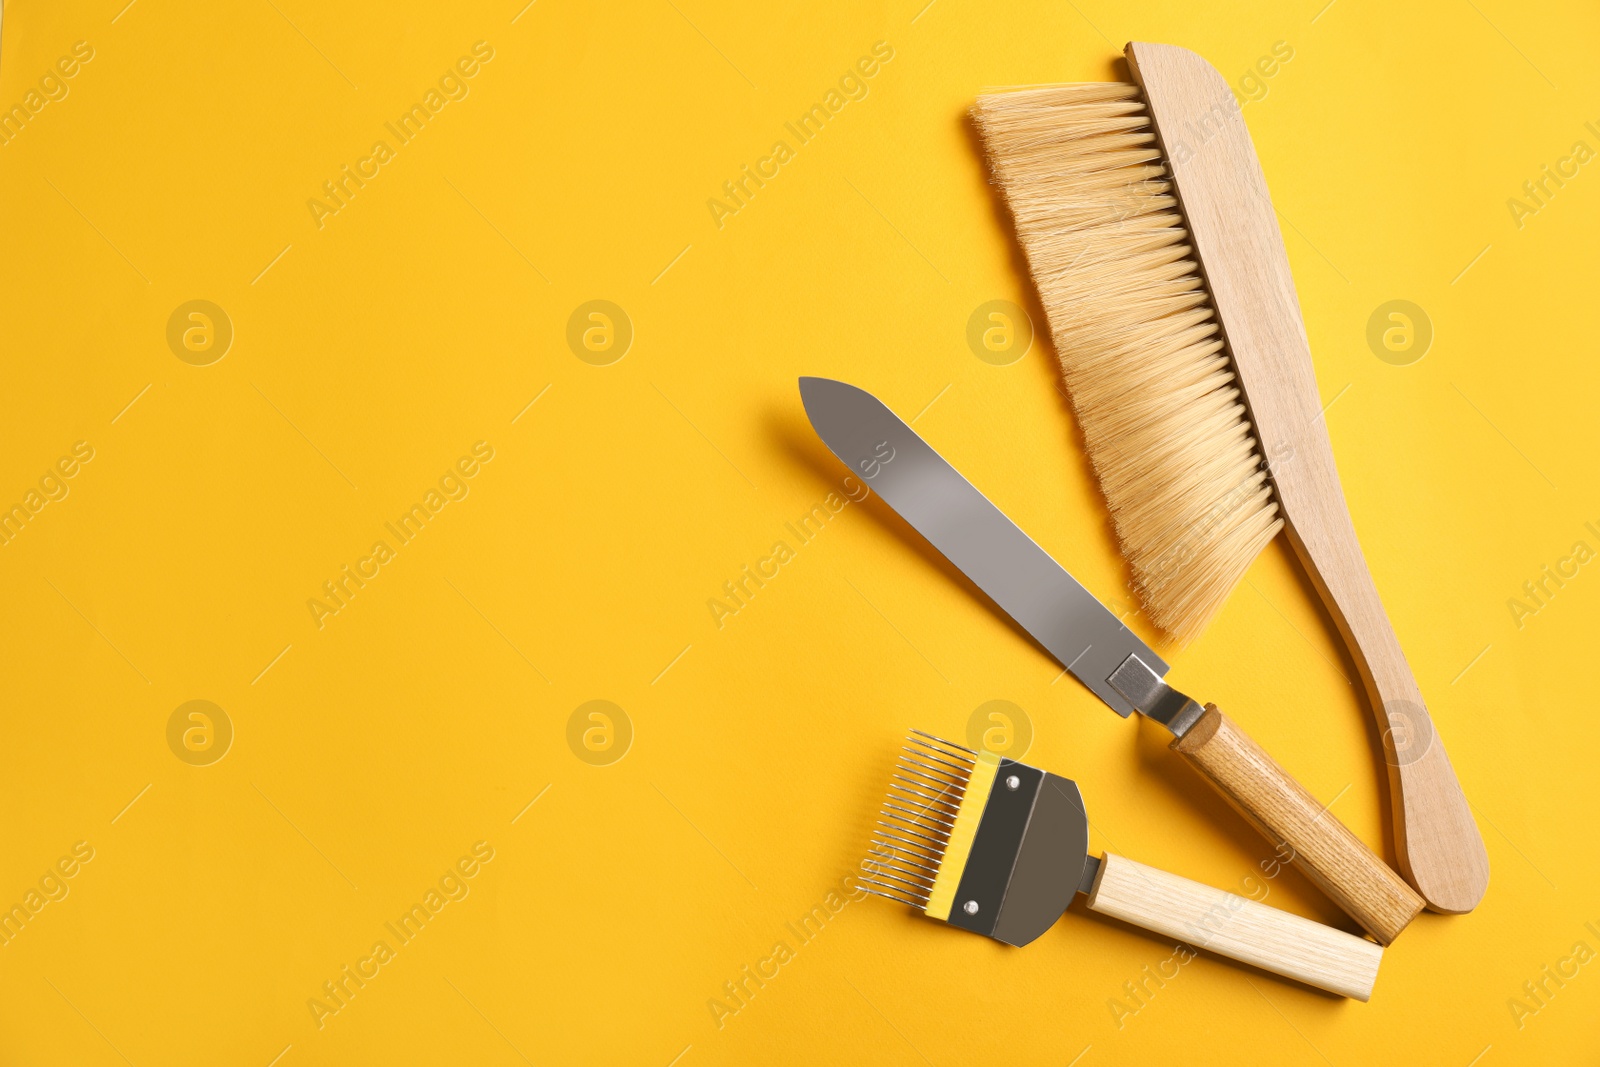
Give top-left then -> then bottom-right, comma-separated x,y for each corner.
1107,653 -> 1205,738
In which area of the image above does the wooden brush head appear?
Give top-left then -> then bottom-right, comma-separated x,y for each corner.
974,46 -> 1489,913
972,82 -> 1282,642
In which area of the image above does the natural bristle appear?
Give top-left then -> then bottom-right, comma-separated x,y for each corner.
973,83 -> 1283,642
859,732 -> 976,910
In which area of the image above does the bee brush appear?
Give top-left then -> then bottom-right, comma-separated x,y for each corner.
861,731 -> 1382,1000
972,43 -> 1488,914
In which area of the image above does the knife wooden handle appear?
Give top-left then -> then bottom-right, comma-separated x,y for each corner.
1087,851 -> 1381,1000
1170,705 -> 1423,945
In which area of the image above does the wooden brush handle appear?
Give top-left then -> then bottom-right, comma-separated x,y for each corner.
1171,705 -> 1423,944
1126,41 -> 1489,913
1087,852 -> 1382,1000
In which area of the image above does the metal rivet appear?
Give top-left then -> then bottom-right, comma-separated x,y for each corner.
1005,775 -> 1020,791
963,900 -> 979,915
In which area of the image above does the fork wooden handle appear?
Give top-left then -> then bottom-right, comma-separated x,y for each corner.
1088,851 -> 1382,1000
1170,704 -> 1423,944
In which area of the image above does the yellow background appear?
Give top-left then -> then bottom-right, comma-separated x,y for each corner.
1,0 -> 1596,1063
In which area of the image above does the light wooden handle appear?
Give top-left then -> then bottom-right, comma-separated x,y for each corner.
1087,852 -> 1382,1000
1127,40 -> 1489,913
1171,705 -> 1423,944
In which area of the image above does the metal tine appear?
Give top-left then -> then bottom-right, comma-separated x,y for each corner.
867,843 -> 939,872
880,803 -> 950,826
858,873 -> 924,898
876,816 -> 949,843
876,820 -> 950,852
902,743 -> 975,778
894,753 -> 968,784
883,790 -> 953,812
862,871 -> 932,900
875,820 -> 943,844
882,792 -> 955,820
909,728 -> 977,756
906,728 -> 972,750
872,826 -> 948,858
876,850 -> 940,874
876,825 -> 934,844
884,798 -> 951,818
869,849 -> 941,877
859,881 -> 928,906
866,868 -> 935,895
884,799 -> 956,827
888,793 -> 959,820
893,770 -> 966,801
899,751 -> 972,784
883,825 -> 940,844
896,751 -> 966,777
863,852 -> 931,879
873,856 -> 938,881
889,793 -> 947,819
872,859 -> 939,886
872,844 -> 943,871
882,799 -> 956,828
906,735 -> 976,765
905,735 -> 975,764
872,875 -> 935,901
858,882 -> 920,904
883,796 -> 953,825
871,830 -> 940,856
876,883 -> 934,908
889,772 -> 962,803
879,808 -> 953,836
899,752 -> 972,783
883,793 -> 953,819
875,843 -> 945,870
865,858 -> 932,882
894,754 -> 966,779
889,777 -> 960,799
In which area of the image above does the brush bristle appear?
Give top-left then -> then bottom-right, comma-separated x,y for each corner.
859,731 -> 976,910
973,82 -> 1283,642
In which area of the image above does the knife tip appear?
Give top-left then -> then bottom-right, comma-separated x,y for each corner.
797,375 -> 830,413
798,376 -> 851,404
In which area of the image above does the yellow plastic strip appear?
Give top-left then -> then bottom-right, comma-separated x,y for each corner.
924,751 -> 999,922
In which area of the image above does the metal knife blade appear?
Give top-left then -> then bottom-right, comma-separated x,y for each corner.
800,376 -> 1185,724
